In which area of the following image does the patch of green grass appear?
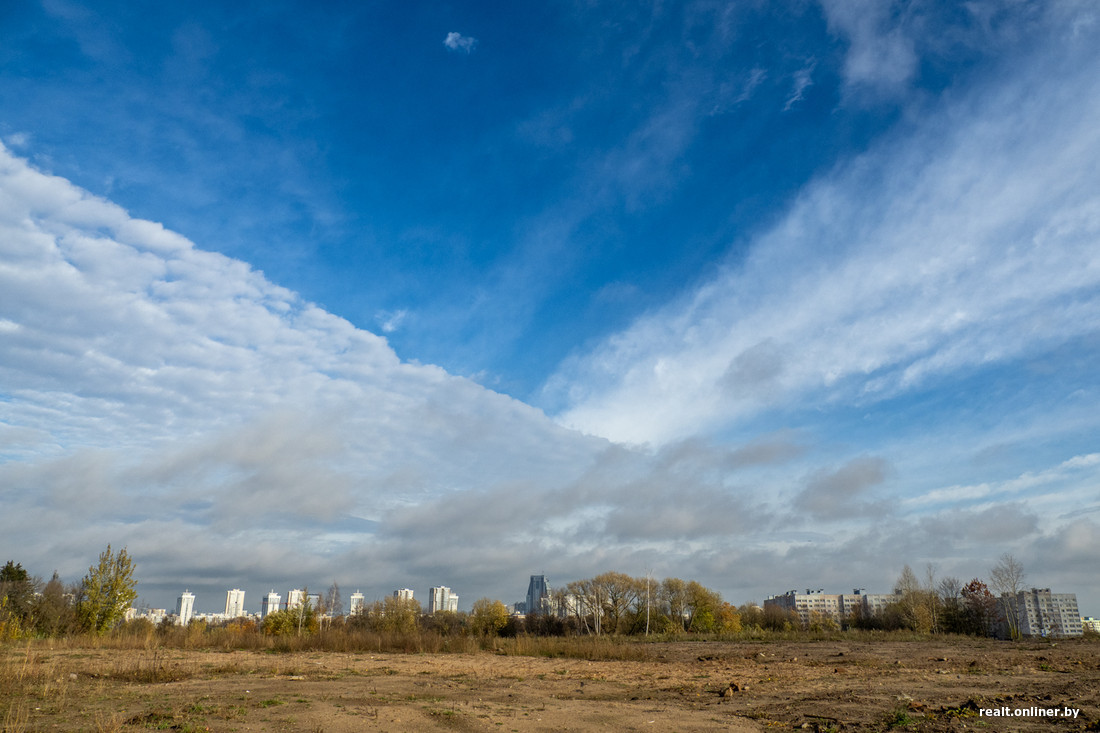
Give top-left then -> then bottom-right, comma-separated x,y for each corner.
428,708 -> 456,717
885,707 -> 916,728
404,694 -> 445,703
259,698 -> 285,708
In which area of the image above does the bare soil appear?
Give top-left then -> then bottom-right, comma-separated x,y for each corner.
3,637 -> 1098,731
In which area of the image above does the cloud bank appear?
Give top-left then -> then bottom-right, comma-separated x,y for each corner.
2,2 -> 1099,612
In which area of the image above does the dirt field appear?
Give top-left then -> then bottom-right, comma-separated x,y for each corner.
3,637 -> 1098,731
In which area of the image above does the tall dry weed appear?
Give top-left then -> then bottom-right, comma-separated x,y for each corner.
2,700 -> 30,733
109,649 -> 192,683
92,710 -> 124,733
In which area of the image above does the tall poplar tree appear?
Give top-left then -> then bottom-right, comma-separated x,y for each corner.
77,545 -> 137,635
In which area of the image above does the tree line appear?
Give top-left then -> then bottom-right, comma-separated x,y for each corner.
2,550 -> 1063,642
204,574 -> 747,639
851,554 -> 1031,638
0,546 -> 136,640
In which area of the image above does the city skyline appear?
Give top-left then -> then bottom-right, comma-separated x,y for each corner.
2,2 -> 1099,613
82,567 -> 1099,618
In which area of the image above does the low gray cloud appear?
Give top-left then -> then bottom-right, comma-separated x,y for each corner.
916,503 -> 1040,547
728,431 -> 808,467
795,456 -> 892,520
723,339 -> 787,398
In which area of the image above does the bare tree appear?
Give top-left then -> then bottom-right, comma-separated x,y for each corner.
325,581 -> 343,618
596,572 -> 642,634
989,553 -> 1026,640
894,565 -> 932,632
294,587 -> 313,636
938,575 -> 962,603
660,578 -> 689,632
924,564 -> 940,634
938,576 -> 963,633
567,576 -> 613,635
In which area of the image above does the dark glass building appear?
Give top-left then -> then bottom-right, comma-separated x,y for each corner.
526,574 -> 549,615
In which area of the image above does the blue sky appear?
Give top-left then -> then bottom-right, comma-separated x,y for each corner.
1,0 -> 1099,614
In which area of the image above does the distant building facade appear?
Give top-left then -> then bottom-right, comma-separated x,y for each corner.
261,591 -> 281,618
224,589 -> 246,618
393,588 -> 415,601
1013,589 -> 1083,637
765,589 -> 900,627
286,589 -> 306,611
349,591 -> 365,615
176,590 -> 195,625
1082,616 -> 1100,634
128,607 -> 168,625
526,575 -> 550,616
428,586 -> 458,613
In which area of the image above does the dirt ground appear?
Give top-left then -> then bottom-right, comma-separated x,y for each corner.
3,637 -> 1098,732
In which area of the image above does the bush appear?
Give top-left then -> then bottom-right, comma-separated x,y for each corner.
263,609 -> 317,636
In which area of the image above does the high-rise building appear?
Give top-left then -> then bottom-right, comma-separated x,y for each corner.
349,591 -> 365,615
261,591 -> 281,617
1014,589 -> 1083,637
176,590 -> 195,626
526,575 -> 550,616
428,586 -> 458,613
286,589 -> 306,611
393,588 -> 415,601
224,589 -> 246,618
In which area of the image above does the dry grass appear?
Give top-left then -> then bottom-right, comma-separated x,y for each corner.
3,637 -> 1099,732
491,634 -> 653,660
2,699 -> 29,733
107,648 -> 193,683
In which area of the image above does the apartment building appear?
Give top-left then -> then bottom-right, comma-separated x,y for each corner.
764,588 -> 900,627
176,590 -> 195,625
1014,588 -> 1083,637
428,586 -> 459,613
224,589 -> 246,618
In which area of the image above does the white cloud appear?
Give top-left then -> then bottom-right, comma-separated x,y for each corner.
818,0 -> 917,98
376,308 -> 408,334
3,132 -> 31,149
548,31 -> 1100,447
443,31 -> 477,54
904,453 -> 1100,510
4,7 -> 1100,614
783,62 -> 815,111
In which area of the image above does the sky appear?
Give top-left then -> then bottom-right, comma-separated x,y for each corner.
1,0 -> 1098,615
